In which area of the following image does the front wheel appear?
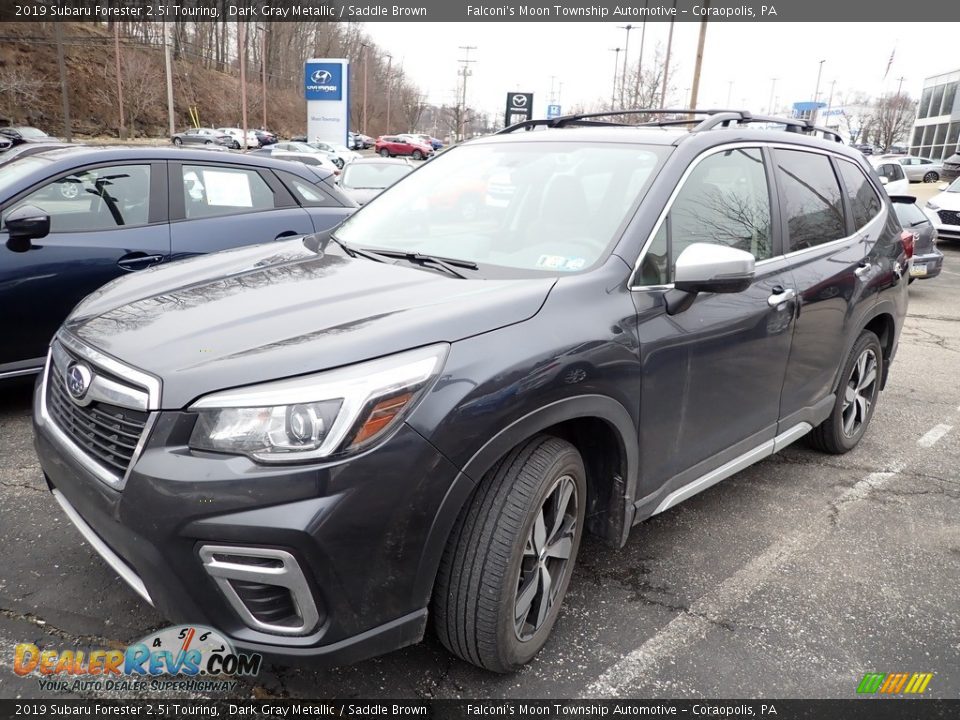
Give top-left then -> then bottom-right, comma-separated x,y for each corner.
433,435 -> 586,672
807,330 -> 883,454
379,148 -> 391,158
412,149 -> 423,161
923,171 -> 939,183
172,137 -> 182,146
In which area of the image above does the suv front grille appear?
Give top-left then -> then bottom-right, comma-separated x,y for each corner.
938,210 -> 960,227
46,356 -> 149,479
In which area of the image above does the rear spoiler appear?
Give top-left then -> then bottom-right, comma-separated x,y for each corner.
888,195 -> 918,204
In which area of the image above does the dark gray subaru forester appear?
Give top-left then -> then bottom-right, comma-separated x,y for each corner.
33,110 -> 910,672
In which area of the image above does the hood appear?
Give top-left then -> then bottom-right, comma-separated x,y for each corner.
66,238 -> 555,408
930,190 -> 960,210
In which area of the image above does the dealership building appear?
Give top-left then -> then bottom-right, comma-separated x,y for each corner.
910,69 -> 960,160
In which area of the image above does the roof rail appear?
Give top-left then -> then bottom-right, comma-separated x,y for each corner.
497,108 -> 844,144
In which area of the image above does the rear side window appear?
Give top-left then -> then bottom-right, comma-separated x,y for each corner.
181,165 -> 275,219
276,170 -> 336,207
837,160 -> 882,230
637,147 -> 772,285
876,162 -> 905,182
774,149 -> 846,252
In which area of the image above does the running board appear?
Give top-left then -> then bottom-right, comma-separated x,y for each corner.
651,422 -> 813,516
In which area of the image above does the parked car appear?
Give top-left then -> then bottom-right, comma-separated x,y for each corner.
31,111 -> 909,674
171,127 -> 233,148
308,141 -> 361,169
217,127 -> 260,150
924,177 -> 960,242
0,126 -> 58,146
941,153 -> 960,181
885,155 -> 943,183
408,133 -> 444,151
870,158 -> 910,194
0,146 -> 356,380
0,136 -> 12,153
253,129 -> 278,147
375,135 -> 434,160
247,142 -> 340,174
853,143 -> 878,155
336,157 -> 414,205
890,195 -> 942,281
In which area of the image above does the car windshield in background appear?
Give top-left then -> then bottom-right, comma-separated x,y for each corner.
287,142 -> 320,153
17,127 -> 49,138
947,178 -> 960,192
336,142 -> 668,274
340,163 -> 412,189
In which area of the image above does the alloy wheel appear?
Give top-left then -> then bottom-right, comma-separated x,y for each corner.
842,348 -> 878,437
514,474 -> 578,641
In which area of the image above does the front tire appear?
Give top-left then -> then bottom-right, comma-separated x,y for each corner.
808,330 -> 883,454
412,149 -> 423,161
923,171 -> 939,183
379,148 -> 391,158
172,137 -> 182,146
433,435 -> 586,672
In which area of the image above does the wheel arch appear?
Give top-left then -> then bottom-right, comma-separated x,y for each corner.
861,305 -> 898,390
411,395 -> 638,608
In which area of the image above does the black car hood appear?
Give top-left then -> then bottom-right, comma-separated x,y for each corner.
66,238 -> 555,408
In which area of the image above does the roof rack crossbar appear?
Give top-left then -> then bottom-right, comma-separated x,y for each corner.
497,108 -> 844,143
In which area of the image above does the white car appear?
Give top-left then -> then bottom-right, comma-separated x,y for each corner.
309,141 -> 360,169
870,158 -> 910,195
250,142 -> 340,174
216,127 -> 260,149
924,178 -> 960,242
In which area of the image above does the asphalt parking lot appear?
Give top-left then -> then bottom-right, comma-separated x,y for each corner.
1,183 -> 958,700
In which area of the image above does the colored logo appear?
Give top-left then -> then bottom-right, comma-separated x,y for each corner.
857,672 -> 933,695
13,625 -> 261,693
65,362 -> 92,401
305,63 -> 342,101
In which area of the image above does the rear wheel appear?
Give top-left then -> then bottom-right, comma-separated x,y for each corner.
808,330 -> 883,454
433,435 -> 586,672
172,137 -> 182,147
379,148 -> 391,158
923,171 -> 939,183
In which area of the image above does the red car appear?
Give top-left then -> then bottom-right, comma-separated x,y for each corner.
375,135 -> 434,160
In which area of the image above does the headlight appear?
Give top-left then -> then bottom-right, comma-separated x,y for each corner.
926,201 -> 940,211
188,344 -> 448,463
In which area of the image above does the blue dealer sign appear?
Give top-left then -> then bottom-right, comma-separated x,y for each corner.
305,63 -> 342,101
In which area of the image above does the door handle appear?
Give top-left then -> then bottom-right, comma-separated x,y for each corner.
854,260 -> 873,277
767,288 -> 796,307
117,253 -> 164,270
274,231 -> 299,241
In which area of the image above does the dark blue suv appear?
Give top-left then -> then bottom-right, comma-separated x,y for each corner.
0,146 -> 356,380
32,111 -> 909,672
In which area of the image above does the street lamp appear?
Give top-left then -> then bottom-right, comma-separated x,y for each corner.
617,25 -> 634,108
813,59 -> 826,124
609,47 -> 621,110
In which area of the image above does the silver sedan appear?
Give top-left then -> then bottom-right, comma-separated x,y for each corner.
892,155 -> 943,183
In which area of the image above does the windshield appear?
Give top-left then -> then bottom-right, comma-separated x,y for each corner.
947,178 -> 960,193
893,201 -> 928,226
287,142 -> 320,153
336,141 -> 668,274
18,127 -> 48,138
340,163 -> 412,189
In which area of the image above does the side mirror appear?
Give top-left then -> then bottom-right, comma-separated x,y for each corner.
879,176 -> 889,186
4,204 -> 50,250
666,243 -> 755,315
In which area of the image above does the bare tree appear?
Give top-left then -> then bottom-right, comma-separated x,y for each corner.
93,50 -> 163,135
0,66 -> 47,122
872,92 -> 916,151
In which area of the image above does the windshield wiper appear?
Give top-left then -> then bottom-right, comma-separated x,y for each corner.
327,234 -> 385,263
363,249 -> 478,279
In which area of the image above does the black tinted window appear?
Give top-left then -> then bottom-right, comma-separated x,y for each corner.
837,160 -> 882,230
775,150 -> 846,251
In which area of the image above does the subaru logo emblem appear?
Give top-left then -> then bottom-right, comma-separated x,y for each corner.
65,362 -> 92,401
310,69 -> 332,84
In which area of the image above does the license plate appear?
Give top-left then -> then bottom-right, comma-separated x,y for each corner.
910,264 -> 927,277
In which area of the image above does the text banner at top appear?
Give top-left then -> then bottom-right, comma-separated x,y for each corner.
0,0 -> 955,23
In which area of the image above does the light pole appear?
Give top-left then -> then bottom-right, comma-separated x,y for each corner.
238,20 -> 248,147
660,0 -> 677,108
259,24 -> 267,130
458,45 -> 477,141
113,23 -> 126,139
361,43 -> 370,136
385,54 -> 393,132
617,24 -> 634,108
162,22 -> 174,138
633,1 -> 649,106
812,59 -> 825,124
688,1 -> 709,113
609,47 -> 621,110
767,77 -> 777,114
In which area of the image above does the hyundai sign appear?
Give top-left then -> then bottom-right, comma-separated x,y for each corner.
305,58 -> 349,146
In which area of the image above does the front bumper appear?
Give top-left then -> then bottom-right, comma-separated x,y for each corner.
33,378 -> 461,665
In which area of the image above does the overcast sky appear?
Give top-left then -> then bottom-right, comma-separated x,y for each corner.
364,22 -> 956,123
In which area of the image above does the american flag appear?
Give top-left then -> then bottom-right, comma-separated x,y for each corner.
883,46 -> 896,80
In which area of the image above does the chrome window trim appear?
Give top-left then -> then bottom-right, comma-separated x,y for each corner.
628,141 -> 867,291
57,331 -> 161,410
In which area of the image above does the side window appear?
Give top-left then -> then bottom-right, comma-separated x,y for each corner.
276,170 -> 335,207
181,165 -> 275,219
837,159 -> 882,231
635,147 -> 771,286
774,149 -> 846,252
1,164 -> 151,233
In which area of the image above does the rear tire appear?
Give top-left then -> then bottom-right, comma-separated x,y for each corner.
433,435 -> 586,672
172,137 -> 182,147
807,330 -> 883,454
923,171 -> 939,183
379,148 -> 391,158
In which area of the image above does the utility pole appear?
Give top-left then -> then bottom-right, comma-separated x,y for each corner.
549,75 -> 557,104
633,1 -> 649,106
688,1 -> 708,113
617,24 -> 634,109
609,48 -> 621,110
260,24 -> 267,130
385,54 -> 393,132
813,58 -> 826,124
660,0 -> 677,108
112,24 -> 126,139
239,20 -> 248,147
458,45 -> 476,142
767,77 -> 777,114
361,43 -> 370,136
54,23 -> 72,141
896,76 -> 905,96
162,22 -> 175,137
